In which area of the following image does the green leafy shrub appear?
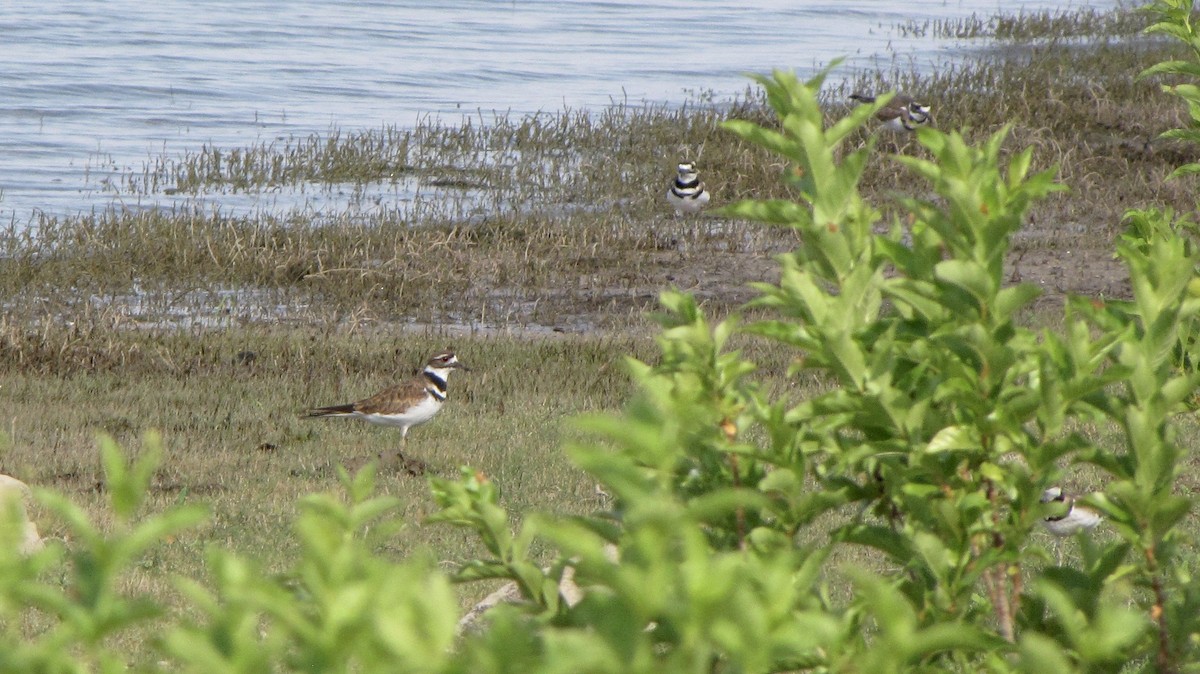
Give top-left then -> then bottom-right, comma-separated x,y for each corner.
432,64 -> 1200,673
1141,0 -> 1200,178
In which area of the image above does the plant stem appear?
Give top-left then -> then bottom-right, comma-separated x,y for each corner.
728,452 -> 747,551
1146,546 -> 1177,674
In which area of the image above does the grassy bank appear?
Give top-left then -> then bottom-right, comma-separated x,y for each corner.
1,330 -> 655,586
4,7 -> 1196,334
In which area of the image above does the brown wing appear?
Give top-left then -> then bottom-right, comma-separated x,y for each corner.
307,377 -> 428,417
872,94 -> 921,122
349,378 -> 429,415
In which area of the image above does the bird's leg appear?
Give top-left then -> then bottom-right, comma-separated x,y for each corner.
378,434 -> 426,476
376,434 -> 405,469
395,439 -> 428,476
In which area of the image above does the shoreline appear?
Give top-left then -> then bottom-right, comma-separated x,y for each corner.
0,4 -> 1189,344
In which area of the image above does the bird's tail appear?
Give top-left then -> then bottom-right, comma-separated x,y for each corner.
305,403 -> 356,418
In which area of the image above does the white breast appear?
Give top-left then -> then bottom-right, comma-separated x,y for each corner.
356,394 -> 443,430
1043,507 -> 1102,536
667,187 -> 710,213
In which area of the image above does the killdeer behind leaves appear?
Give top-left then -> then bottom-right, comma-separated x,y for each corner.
667,161 -> 710,215
305,350 -> 468,473
849,92 -> 932,132
1040,487 -> 1103,536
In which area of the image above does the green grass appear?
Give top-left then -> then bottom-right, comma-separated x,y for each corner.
0,330 -> 650,571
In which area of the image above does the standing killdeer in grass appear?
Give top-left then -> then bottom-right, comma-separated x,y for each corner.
1040,487 -> 1103,536
667,161 -> 710,215
849,92 -> 932,132
305,350 -> 468,473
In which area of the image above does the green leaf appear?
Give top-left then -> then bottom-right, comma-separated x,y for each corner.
1018,633 -> 1077,672
1159,129 -> 1200,144
839,524 -> 911,562
121,505 -> 209,562
1139,59 -> 1200,80
1151,493 -> 1192,532
995,284 -> 1042,322
1167,162 -> 1200,179
925,425 -> 979,454
1008,146 -> 1034,188
904,623 -> 999,660
935,259 -> 994,311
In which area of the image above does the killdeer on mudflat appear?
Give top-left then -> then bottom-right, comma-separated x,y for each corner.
1040,487 -> 1103,536
305,350 -> 468,473
849,92 -> 932,132
667,161 -> 710,215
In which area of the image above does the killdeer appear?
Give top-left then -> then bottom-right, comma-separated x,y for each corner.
1040,487 -> 1103,536
849,92 -> 932,132
666,161 -> 710,215
305,350 -> 468,472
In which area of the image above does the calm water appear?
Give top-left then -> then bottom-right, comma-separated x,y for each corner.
1,0 -> 1117,226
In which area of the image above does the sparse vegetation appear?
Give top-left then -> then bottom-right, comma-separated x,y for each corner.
2,4 -> 1195,335
899,7 -> 1149,40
